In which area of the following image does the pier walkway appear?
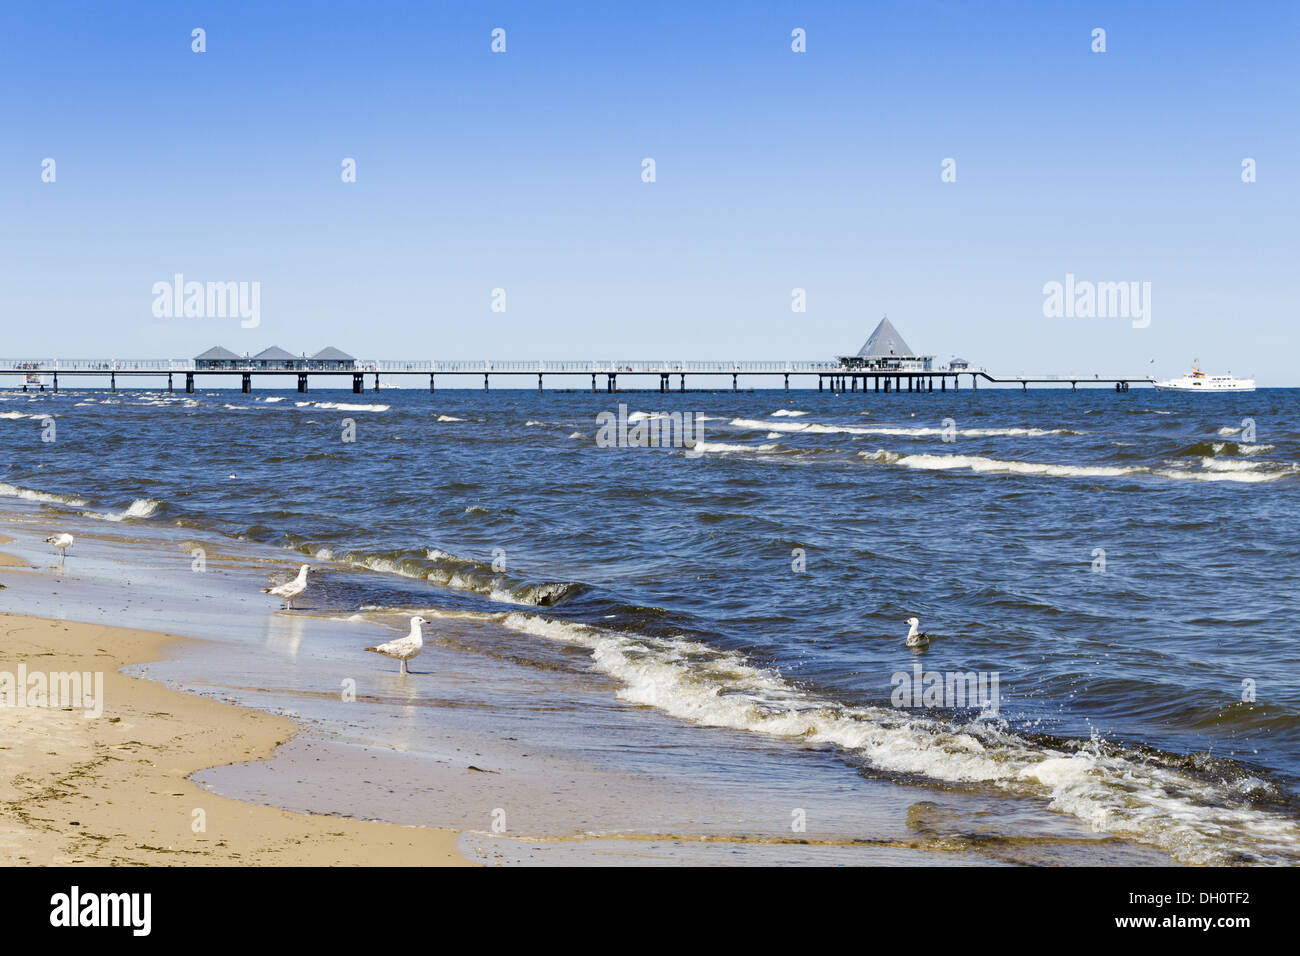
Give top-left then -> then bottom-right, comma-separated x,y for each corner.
0,358 -> 1156,394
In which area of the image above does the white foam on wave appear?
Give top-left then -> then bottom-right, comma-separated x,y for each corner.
436,414 -> 464,422
1239,444 -> 1274,455
298,401 -> 390,412
312,403 -> 387,413
861,449 -> 1139,478
690,441 -> 780,454
0,482 -> 89,506
492,610 -> 1300,865
1198,457 -> 1266,472
83,498 -> 162,522
732,417 -> 1070,438
862,449 -> 1297,484
568,431 -> 586,439
259,396 -> 285,403
1217,426 -> 1242,436
770,409 -> 808,417
1156,466 -> 1294,483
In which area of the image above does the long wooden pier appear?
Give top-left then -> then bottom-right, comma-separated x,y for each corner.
0,358 -> 1156,394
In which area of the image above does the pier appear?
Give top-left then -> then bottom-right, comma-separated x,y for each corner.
1,320 -> 1155,394
1,358 -> 1154,394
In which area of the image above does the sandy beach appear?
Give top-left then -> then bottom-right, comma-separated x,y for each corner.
0,607 -> 468,866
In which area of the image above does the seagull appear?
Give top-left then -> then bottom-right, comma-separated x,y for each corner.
45,532 -> 74,559
365,616 -> 427,675
905,617 -> 930,648
263,564 -> 309,609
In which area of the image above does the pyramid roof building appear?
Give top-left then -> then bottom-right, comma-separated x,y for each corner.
856,317 -> 914,358
194,345 -> 240,361
253,346 -> 297,361
837,316 -> 934,370
311,346 -> 354,361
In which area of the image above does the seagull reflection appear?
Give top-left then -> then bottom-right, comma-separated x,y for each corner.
264,611 -> 307,656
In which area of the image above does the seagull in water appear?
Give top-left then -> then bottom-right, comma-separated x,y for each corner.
46,533 -> 74,560
905,617 -> 930,648
263,564 -> 309,609
365,616 -> 426,675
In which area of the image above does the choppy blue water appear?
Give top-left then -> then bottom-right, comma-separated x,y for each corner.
3,384 -> 1298,864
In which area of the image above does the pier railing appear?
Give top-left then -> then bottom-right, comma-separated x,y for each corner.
0,358 -> 190,372
1,359 -> 1160,384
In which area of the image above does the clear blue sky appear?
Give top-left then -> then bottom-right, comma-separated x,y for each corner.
2,1 -> 1297,383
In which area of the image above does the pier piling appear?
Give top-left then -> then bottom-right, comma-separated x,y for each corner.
185,373 -> 194,393
241,373 -> 251,394
352,373 -> 363,394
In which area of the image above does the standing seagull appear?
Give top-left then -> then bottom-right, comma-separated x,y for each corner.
263,564 -> 309,609
46,532 -> 74,560
904,617 -> 930,648
365,616 -> 427,675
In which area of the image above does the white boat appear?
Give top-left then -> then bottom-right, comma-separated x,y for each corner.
1154,360 -> 1254,393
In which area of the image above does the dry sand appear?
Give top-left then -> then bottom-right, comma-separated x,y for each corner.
0,610 -> 468,866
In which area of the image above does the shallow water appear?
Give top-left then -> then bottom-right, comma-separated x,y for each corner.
2,384 -> 1297,864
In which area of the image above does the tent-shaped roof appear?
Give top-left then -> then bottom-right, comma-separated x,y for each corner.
856,317 -> 914,358
311,346 -> 354,360
195,345 -> 240,360
253,346 -> 297,361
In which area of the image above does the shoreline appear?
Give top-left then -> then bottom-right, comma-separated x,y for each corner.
0,608 -> 468,866
1,493 -> 1282,866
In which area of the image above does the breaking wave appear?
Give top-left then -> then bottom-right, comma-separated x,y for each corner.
492,611 -> 1300,865
860,450 -> 1298,483
83,498 -> 164,522
0,482 -> 88,506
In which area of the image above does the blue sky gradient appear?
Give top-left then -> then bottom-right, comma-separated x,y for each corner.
2,1 -> 1297,383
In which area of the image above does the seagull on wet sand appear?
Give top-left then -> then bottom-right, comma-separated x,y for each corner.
46,533 -> 74,559
905,616 -> 930,648
263,564 -> 309,609
365,616 -> 427,675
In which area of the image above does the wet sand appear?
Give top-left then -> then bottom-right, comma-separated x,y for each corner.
0,608 -> 468,866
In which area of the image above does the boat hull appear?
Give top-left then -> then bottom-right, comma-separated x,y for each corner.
1153,381 -> 1255,392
